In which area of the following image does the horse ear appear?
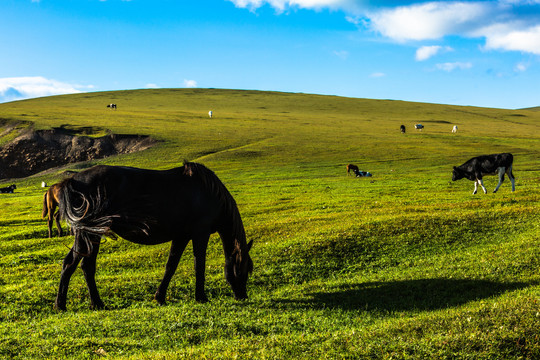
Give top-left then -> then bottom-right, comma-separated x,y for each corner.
247,240 -> 253,252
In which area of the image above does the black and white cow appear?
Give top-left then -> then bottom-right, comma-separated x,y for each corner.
400,125 -> 406,133
107,104 -> 117,110
415,124 -> 424,130
452,153 -> 515,194
0,184 -> 16,193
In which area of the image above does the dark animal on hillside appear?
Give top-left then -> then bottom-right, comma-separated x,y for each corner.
346,164 -> 359,176
0,184 -> 16,193
54,162 -> 253,310
400,125 -> 406,133
415,124 -> 424,130
452,153 -> 515,194
354,169 -> 372,177
106,103 -> 117,110
43,183 -> 64,238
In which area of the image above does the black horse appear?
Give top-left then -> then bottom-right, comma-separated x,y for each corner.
55,161 -> 253,310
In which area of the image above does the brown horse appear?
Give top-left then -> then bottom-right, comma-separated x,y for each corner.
346,164 -> 359,176
43,183 -> 64,238
54,161 -> 253,310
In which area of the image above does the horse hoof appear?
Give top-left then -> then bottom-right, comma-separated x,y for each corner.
54,303 -> 67,311
154,292 -> 166,305
91,302 -> 105,310
196,295 -> 208,303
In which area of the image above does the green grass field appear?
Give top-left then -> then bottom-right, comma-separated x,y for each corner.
1,89 -> 539,359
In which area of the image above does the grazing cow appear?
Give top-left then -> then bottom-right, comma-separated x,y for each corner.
208,110 -> 213,118
400,125 -> 406,133
415,124 -> 424,130
0,184 -> 16,193
107,104 -> 117,110
346,164 -> 359,176
43,183 -> 64,238
354,169 -> 372,177
452,125 -> 458,133
452,153 -> 515,194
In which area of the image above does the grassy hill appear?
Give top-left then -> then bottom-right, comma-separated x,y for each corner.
0,89 -> 539,359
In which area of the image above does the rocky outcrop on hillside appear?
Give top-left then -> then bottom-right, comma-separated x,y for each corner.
0,127 -> 155,179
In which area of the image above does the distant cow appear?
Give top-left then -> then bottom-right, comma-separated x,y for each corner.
346,164 -> 359,176
452,153 -> 515,194
452,125 -> 458,133
0,184 -> 16,193
107,104 -> 117,110
400,125 -> 406,133
354,169 -> 372,177
415,124 -> 424,130
209,110 -> 213,118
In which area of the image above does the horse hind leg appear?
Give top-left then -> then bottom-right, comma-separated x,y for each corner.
80,239 -> 104,309
155,238 -> 190,305
47,217 -> 54,238
54,212 -> 63,237
55,247 -> 83,310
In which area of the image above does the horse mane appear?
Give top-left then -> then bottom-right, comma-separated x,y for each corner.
182,161 -> 248,252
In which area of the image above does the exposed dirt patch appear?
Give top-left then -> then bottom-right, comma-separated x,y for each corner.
0,126 -> 156,179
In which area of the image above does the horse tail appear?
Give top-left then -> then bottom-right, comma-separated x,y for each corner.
42,191 -> 49,219
58,179 -> 115,256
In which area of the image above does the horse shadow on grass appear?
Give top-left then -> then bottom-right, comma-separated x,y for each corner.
274,278 -> 532,312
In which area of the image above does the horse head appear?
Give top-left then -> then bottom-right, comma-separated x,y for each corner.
225,240 -> 253,300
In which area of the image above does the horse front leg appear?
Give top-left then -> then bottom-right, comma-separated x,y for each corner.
55,247 -> 82,311
192,233 -> 211,303
80,238 -> 104,309
154,238 -> 190,305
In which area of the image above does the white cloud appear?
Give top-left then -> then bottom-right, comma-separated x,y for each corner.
514,62 -> 528,71
0,76 -> 92,103
436,62 -> 473,71
368,2 -> 489,41
370,72 -> 386,78
229,0 -> 350,12
481,24 -> 540,55
183,79 -> 198,88
145,83 -> 159,88
415,45 -> 453,61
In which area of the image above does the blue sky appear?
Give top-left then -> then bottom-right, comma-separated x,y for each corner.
1,0 -> 540,109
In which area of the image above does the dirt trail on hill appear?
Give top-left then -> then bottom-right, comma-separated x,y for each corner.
0,127 -> 155,180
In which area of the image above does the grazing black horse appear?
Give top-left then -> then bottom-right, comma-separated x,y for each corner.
55,162 -> 253,310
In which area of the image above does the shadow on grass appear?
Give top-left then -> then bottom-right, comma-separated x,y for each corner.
275,278 -> 532,312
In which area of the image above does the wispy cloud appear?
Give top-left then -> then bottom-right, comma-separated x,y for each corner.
0,76 -> 93,103
514,62 -> 529,72
333,50 -> 349,59
436,62 -> 473,72
370,72 -> 386,78
183,79 -> 198,88
415,45 -> 453,61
